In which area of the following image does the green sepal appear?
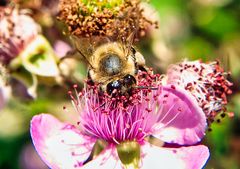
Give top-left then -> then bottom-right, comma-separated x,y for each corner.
117,141 -> 140,169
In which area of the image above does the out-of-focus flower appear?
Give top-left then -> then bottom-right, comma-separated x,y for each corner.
31,70 -> 209,169
0,64 -> 11,110
0,6 -> 59,76
19,143 -> 48,169
165,60 -> 233,125
0,6 -> 40,65
13,0 -> 60,26
53,40 -> 72,58
0,6 -> 60,97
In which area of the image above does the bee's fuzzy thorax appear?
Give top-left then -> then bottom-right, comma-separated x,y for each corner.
88,42 -> 136,85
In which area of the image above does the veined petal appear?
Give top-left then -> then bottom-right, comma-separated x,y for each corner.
82,146 -> 122,169
152,85 -> 207,145
141,142 -> 210,169
30,114 -> 96,169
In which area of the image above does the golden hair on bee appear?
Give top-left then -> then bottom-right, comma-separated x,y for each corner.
62,33 -> 147,95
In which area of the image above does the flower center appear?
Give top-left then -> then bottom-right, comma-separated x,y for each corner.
69,70 -> 162,144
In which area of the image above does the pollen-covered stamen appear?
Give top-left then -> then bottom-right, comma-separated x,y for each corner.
166,60 -> 233,124
58,0 -> 157,40
68,70 -> 163,144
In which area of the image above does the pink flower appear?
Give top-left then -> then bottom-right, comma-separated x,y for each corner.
30,70 -> 210,169
166,60 -> 232,125
0,6 -> 40,65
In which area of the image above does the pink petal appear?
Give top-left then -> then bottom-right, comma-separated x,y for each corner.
82,146 -> 122,169
141,142 -> 210,169
153,85 -> 207,145
30,114 -> 96,169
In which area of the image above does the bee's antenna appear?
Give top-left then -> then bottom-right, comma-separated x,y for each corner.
76,48 -> 94,69
134,86 -> 158,90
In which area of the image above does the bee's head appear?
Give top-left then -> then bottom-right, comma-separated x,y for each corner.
106,74 -> 136,95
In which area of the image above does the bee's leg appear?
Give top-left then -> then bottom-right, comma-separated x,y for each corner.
135,51 -> 146,66
138,65 -> 148,72
134,50 -> 149,73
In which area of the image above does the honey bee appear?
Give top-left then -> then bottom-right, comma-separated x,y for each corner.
66,35 -> 147,95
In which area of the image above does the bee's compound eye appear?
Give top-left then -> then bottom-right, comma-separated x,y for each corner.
123,74 -> 136,87
106,80 -> 122,95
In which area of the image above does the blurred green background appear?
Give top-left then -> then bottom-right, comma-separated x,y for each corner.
0,0 -> 240,168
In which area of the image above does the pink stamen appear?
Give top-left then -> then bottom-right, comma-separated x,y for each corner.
69,70 -> 162,144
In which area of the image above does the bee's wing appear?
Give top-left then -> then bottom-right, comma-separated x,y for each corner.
70,36 -> 95,60
70,35 -> 113,59
118,30 -> 139,60
71,35 -> 114,54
